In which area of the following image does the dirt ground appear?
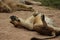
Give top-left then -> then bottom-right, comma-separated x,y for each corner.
0,5 -> 60,40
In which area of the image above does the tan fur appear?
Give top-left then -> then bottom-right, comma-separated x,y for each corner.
10,12 -> 60,40
24,0 -> 42,6
34,14 -> 44,27
0,0 -> 34,13
31,13 -> 60,40
10,15 -> 35,30
0,0 -> 42,13
0,1 -> 12,12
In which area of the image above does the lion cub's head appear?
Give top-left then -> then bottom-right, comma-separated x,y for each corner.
10,16 -> 21,27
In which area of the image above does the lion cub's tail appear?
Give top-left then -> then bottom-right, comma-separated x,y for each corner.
31,36 -> 55,40
31,33 -> 56,40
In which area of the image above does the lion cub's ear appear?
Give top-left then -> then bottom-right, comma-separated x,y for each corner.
41,14 -> 45,21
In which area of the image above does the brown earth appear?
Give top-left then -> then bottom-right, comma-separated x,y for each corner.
0,5 -> 60,40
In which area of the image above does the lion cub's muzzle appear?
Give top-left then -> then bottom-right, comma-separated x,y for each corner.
10,16 -> 20,26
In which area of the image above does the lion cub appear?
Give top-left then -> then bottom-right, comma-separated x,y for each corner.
0,0 -> 34,13
10,12 -> 60,40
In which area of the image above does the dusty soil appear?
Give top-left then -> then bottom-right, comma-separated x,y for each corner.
0,5 -> 60,40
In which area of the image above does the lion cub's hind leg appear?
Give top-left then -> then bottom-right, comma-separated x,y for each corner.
8,3 -> 34,11
16,4 -> 34,11
24,0 -> 42,6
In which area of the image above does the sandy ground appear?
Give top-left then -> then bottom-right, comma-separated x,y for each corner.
0,5 -> 60,40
